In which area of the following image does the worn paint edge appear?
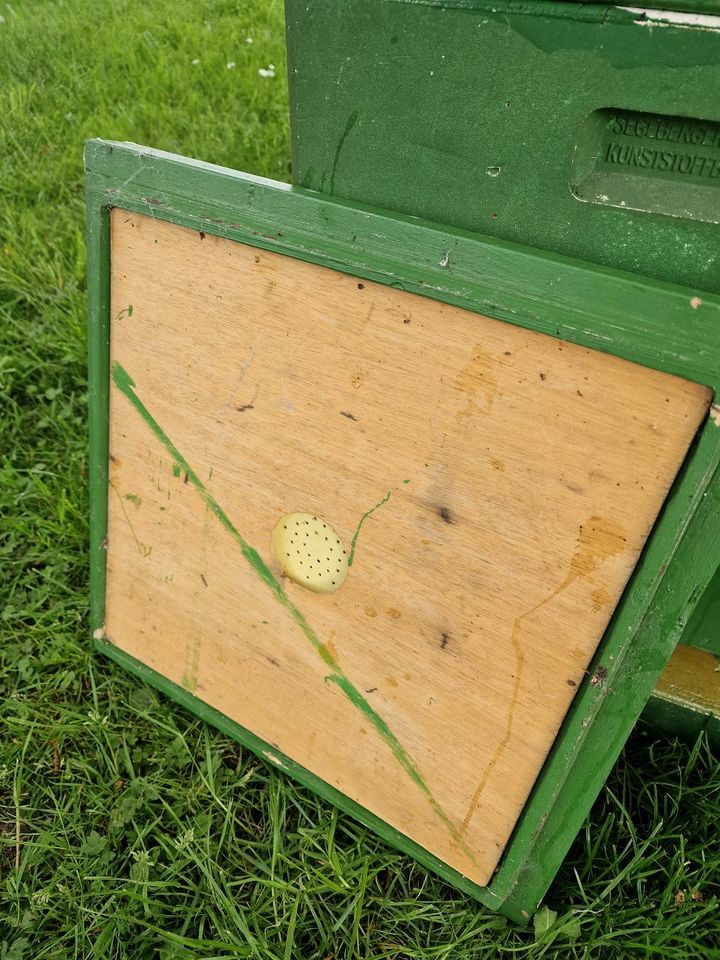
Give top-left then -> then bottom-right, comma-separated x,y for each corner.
86,194 -> 110,638
642,692 -> 720,745
619,6 -> 720,28
383,0 -> 720,25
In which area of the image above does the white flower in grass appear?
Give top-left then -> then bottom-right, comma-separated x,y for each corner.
259,64 -> 275,78
191,58 -> 200,65
173,827 -> 195,850
130,848 -> 154,883
83,709 -> 108,726
226,61 -> 236,70
245,35 -> 253,44
131,849 -> 154,867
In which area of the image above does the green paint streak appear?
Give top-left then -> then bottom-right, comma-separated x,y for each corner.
348,490 -> 392,568
112,363 -> 284,604
402,479 -> 410,484
172,464 -> 181,478
111,362 -> 475,863
325,672 -> 472,851
124,493 -> 142,506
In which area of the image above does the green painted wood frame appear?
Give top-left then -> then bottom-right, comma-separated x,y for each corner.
85,139 -> 720,922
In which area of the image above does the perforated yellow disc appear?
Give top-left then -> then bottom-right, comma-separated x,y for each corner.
271,513 -> 349,593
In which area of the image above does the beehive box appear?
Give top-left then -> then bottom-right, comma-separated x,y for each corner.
86,140 -> 720,920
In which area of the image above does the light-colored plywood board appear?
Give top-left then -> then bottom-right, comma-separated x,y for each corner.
105,210 -> 711,885
656,644 -> 720,715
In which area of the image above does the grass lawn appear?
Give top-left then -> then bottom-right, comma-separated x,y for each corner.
1,0 -> 719,956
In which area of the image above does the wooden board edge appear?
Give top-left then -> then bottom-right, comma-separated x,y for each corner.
643,643 -> 720,746
656,643 -> 720,713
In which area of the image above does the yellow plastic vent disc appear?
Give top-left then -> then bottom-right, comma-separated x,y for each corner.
271,513 -> 349,593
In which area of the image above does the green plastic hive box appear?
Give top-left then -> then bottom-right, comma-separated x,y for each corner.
284,0 -> 720,738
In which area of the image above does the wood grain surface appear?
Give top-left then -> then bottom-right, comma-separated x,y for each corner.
656,644 -> 720,715
105,210 -> 711,885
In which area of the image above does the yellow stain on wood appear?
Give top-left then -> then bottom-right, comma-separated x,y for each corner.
461,516 -> 628,833
454,345 -> 498,420
656,643 -> 720,713
590,585 -> 613,612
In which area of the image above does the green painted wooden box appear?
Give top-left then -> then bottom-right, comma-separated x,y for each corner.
86,138 -> 720,922
284,0 -> 720,735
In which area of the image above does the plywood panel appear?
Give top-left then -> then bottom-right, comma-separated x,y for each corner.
105,210 -> 711,885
